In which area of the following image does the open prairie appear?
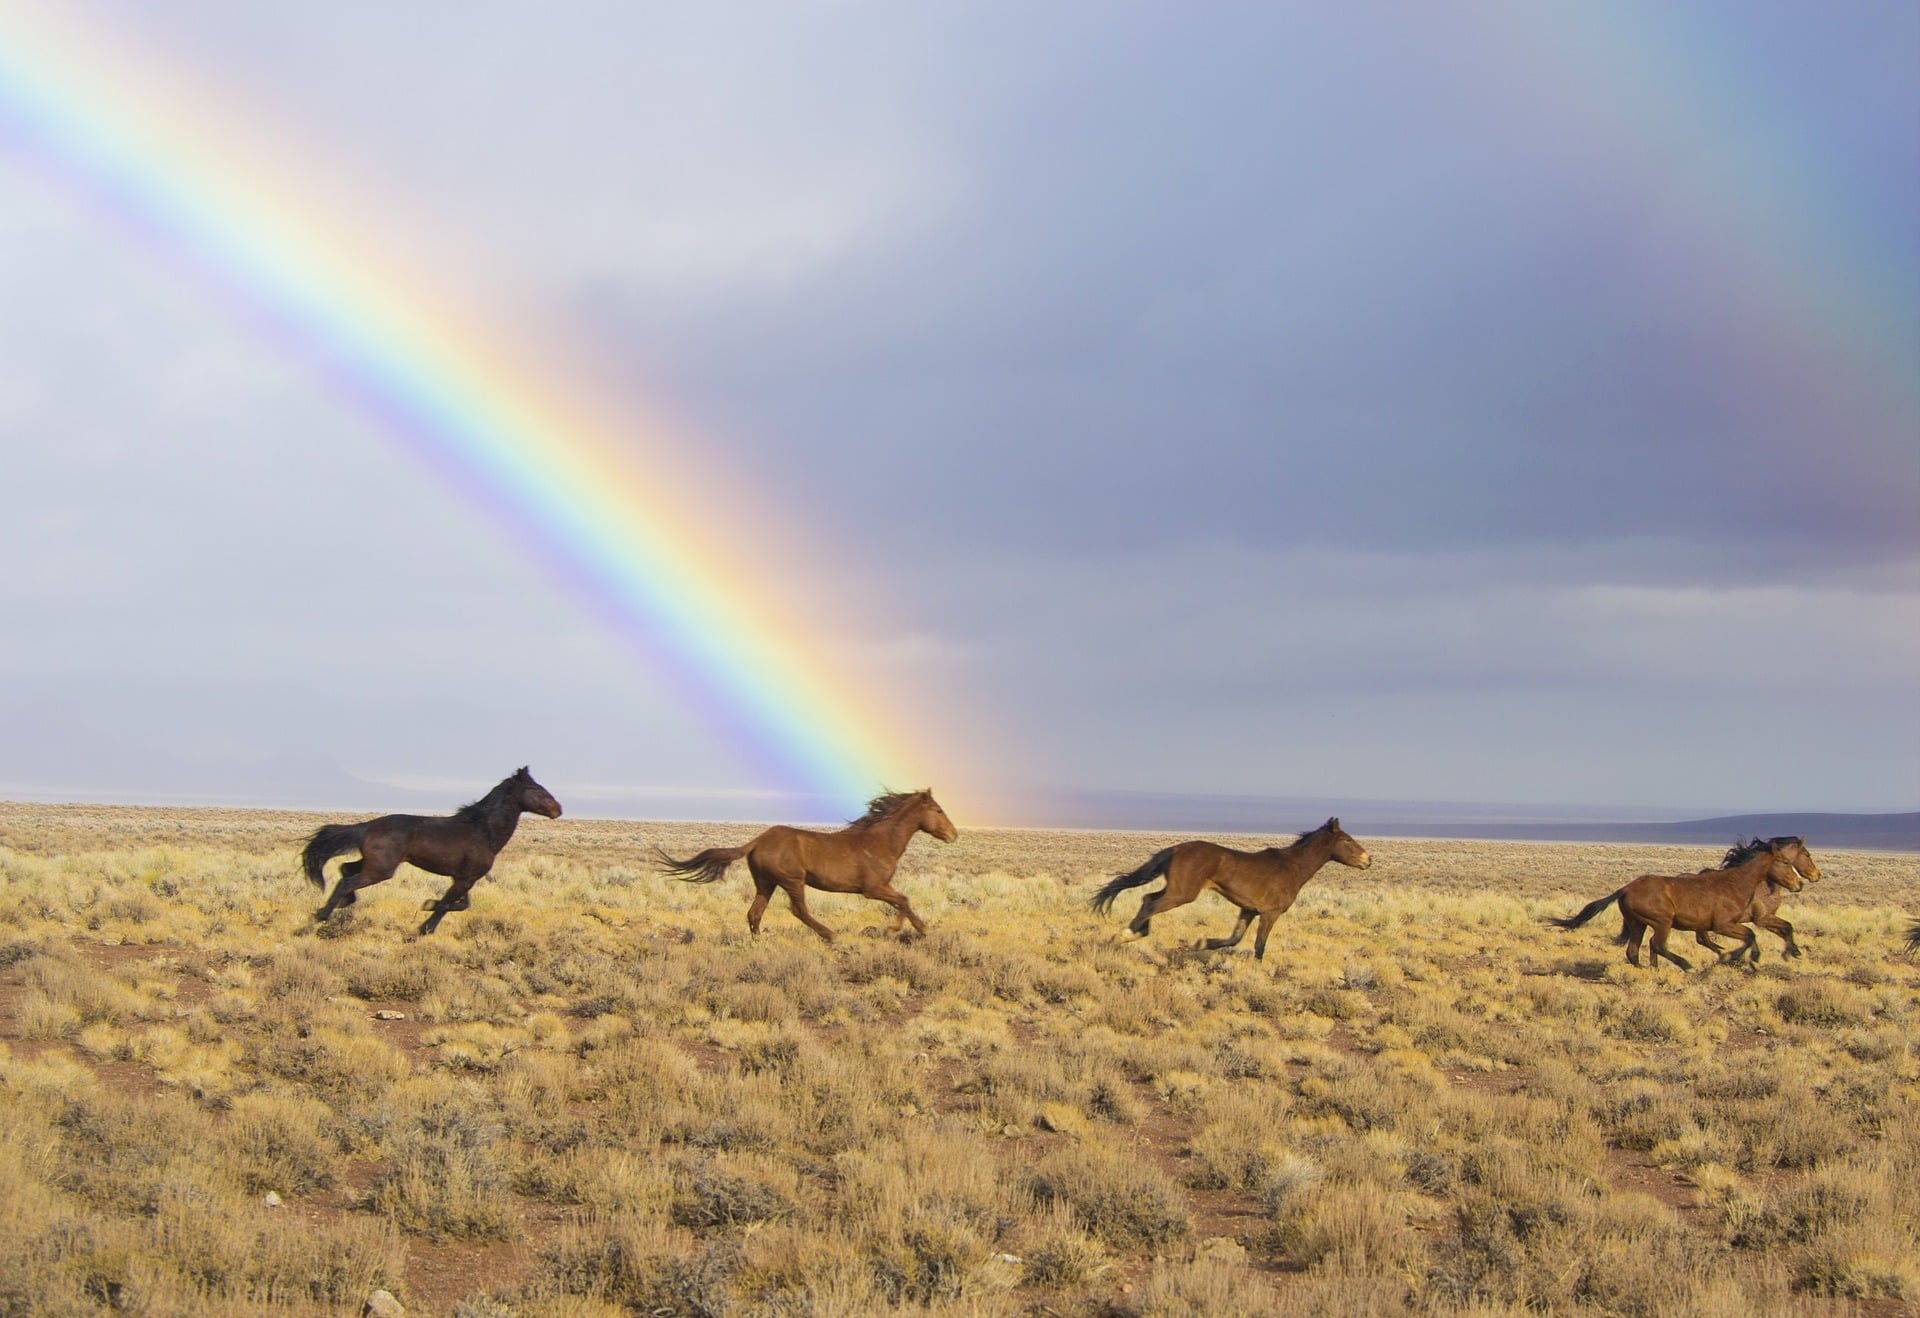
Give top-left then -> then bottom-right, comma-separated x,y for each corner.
0,802 -> 1915,1316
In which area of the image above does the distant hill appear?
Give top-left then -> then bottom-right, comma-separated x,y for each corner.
1569,812 -> 1920,852
1006,790 -> 1920,851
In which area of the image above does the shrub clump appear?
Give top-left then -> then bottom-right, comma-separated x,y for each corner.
1025,1147 -> 1189,1249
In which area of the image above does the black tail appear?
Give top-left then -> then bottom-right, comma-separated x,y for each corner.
1090,848 -> 1176,917
1544,889 -> 1625,932
1904,919 -> 1920,955
654,844 -> 750,885
302,822 -> 370,888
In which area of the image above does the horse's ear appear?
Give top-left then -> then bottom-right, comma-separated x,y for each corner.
1327,817 -> 1340,830
517,766 -> 530,777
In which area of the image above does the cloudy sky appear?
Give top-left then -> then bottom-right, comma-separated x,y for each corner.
1,3 -> 1915,824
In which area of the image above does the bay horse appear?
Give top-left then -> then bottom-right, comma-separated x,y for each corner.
1090,818 -> 1373,960
1545,837 -> 1815,970
654,789 -> 956,941
1722,836 -> 1823,960
304,767 -> 562,935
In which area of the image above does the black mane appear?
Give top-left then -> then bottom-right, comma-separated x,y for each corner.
453,770 -> 526,825
1721,835 -> 1801,868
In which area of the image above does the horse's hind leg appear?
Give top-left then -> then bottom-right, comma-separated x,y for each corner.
783,882 -> 837,943
1205,908 -> 1258,951
1650,924 -> 1692,971
316,856 -> 390,922
1132,886 -> 1195,938
1128,890 -> 1162,936
1622,917 -> 1647,967
745,875 -> 776,935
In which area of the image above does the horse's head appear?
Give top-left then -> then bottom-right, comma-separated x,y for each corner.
513,767 -> 564,819
1774,836 -> 1821,884
914,790 -> 958,844
1323,817 -> 1372,870
1763,839 -> 1807,892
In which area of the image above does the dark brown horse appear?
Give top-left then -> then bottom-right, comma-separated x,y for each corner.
305,767 -> 562,935
1090,818 -> 1374,960
1546,837 -> 1815,970
655,789 -> 956,941
1723,836 -> 1823,960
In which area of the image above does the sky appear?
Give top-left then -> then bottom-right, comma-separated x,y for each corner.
0,2 -> 1915,825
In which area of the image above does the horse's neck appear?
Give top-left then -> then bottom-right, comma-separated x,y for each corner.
1288,832 -> 1335,873
1734,856 -> 1775,898
866,810 -> 921,863
478,794 -> 523,848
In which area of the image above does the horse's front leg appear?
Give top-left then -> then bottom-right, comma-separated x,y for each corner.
1251,910 -> 1283,961
1204,907 -> 1258,951
1753,914 -> 1797,959
419,874 -> 482,935
870,883 -> 927,939
1708,921 -> 1756,966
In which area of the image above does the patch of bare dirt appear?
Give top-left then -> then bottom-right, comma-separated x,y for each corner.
1600,1146 -> 1700,1216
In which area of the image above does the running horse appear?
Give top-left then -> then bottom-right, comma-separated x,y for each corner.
304,767 -> 562,935
1546,836 -> 1818,970
1090,818 -> 1374,960
655,789 -> 956,940
1722,836 -> 1823,961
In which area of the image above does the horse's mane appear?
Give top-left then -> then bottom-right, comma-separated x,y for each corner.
453,770 -> 525,824
1720,835 -> 1802,868
1286,820 -> 1336,847
847,789 -> 926,829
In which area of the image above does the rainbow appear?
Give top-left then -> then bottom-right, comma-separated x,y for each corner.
0,7 -> 927,815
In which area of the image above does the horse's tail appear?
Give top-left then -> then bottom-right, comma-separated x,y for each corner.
1090,848 -> 1176,917
302,823 -> 369,888
654,844 -> 750,885
1904,919 -> 1920,955
1544,889 -> 1625,932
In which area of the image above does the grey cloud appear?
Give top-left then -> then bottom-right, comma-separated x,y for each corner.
3,3 -> 1914,816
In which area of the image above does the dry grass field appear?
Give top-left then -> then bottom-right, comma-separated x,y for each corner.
0,801 -> 1915,1316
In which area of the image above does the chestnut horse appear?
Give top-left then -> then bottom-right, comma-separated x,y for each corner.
1090,818 -> 1373,960
655,789 -> 956,941
1546,837 -> 1815,970
305,767 -> 562,935
1722,836 -> 1823,960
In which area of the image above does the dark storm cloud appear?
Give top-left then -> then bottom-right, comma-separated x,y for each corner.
577,5 -> 1917,572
